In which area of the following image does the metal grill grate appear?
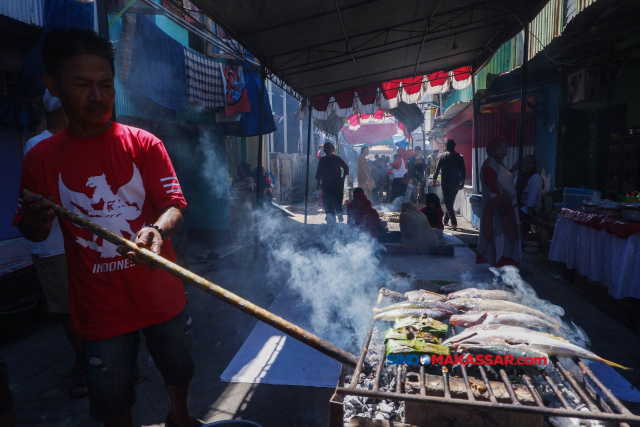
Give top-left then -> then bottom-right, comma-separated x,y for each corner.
336,305 -> 640,426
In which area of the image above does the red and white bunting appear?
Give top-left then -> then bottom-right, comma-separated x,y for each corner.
308,66 -> 472,120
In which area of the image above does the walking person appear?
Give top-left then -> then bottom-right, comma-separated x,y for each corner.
425,148 -> 439,176
14,28 -> 200,427
432,139 -> 466,230
389,153 -> 407,203
476,138 -> 521,267
357,146 -> 375,200
315,142 -> 349,223
407,146 -> 426,204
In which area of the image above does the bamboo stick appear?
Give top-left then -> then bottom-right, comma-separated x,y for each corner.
22,190 -> 360,367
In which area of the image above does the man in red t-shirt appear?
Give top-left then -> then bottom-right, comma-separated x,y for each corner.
14,29 -> 201,427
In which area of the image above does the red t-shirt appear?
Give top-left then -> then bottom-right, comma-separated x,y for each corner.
13,123 -> 187,340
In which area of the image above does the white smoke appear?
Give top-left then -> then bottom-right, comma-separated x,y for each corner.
489,266 -> 590,347
254,209 -> 393,348
197,129 -> 229,199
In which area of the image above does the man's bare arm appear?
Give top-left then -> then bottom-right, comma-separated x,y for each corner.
117,205 -> 183,267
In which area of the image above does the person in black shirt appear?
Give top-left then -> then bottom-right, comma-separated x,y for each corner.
315,142 -> 349,223
407,146 -> 427,204
432,139 -> 466,229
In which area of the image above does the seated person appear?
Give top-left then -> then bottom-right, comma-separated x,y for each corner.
419,193 -> 445,243
347,187 -> 385,238
399,202 -> 439,246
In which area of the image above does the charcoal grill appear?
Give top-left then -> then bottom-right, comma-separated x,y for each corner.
330,293 -> 640,427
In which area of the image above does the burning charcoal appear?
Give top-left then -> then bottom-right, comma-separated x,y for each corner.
377,402 -> 395,414
374,412 -> 391,420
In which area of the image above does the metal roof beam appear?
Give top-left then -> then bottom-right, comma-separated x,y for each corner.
264,0 -> 503,60
414,0 -> 444,76
299,47 -> 481,93
277,19 -> 503,76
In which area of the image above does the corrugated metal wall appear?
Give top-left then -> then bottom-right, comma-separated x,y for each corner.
161,129 -> 230,230
442,37 -> 517,110
477,110 -> 536,148
565,0 -> 597,25
475,38 -> 517,91
529,0 -> 563,59
0,0 -> 44,26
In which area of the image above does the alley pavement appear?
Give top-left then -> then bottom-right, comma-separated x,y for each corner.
2,202 -> 639,426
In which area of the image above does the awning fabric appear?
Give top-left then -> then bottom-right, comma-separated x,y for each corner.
191,0 -> 548,101
341,122 -> 398,146
346,110 -> 391,131
309,67 -> 471,119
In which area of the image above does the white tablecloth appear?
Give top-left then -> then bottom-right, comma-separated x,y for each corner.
549,215 -> 640,299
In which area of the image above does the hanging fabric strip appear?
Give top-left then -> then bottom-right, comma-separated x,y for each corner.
400,75 -> 427,104
380,79 -> 402,100
451,66 -> 472,90
426,71 -> 450,94
355,84 -> 379,114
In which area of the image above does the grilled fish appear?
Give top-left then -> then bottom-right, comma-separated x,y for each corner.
449,311 -> 562,330
440,283 -> 473,293
446,298 -> 560,324
459,324 -> 569,342
443,329 -> 629,370
447,288 -> 517,302
374,308 -> 453,321
404,289 -> 447,302
374,300 -> 459,314
378,287 -> 405,301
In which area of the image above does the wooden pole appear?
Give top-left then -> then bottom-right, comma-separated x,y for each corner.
22,190 -> 361,367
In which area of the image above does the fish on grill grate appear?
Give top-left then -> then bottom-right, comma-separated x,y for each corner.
443,328 -> 630,370
450,311 -> 562,331
447,288 -> 517,302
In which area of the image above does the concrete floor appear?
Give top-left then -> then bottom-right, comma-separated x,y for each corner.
2,203 -> 639,426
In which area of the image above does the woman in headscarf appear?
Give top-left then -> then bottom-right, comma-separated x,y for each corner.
476,138 -> 521,267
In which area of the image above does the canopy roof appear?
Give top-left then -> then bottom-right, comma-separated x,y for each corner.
192,0 -> 549,98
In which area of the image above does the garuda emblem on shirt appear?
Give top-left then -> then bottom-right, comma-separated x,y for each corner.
59,164 -> 145,258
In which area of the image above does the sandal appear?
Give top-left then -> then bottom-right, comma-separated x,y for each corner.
69,383 -> 89,399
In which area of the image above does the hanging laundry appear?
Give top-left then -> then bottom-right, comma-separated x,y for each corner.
127,16 -> 187,111
184,48 -> 225,110
239,68 -> 276,136
220,64 -> 250,116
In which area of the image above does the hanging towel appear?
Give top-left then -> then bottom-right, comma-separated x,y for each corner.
220,64 -> 250,116
184,48 -> 225,110
128,16 -> 187,111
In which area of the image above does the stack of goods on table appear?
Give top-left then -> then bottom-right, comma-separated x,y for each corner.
582,199 -> 640,221
338,272 -> 638,427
